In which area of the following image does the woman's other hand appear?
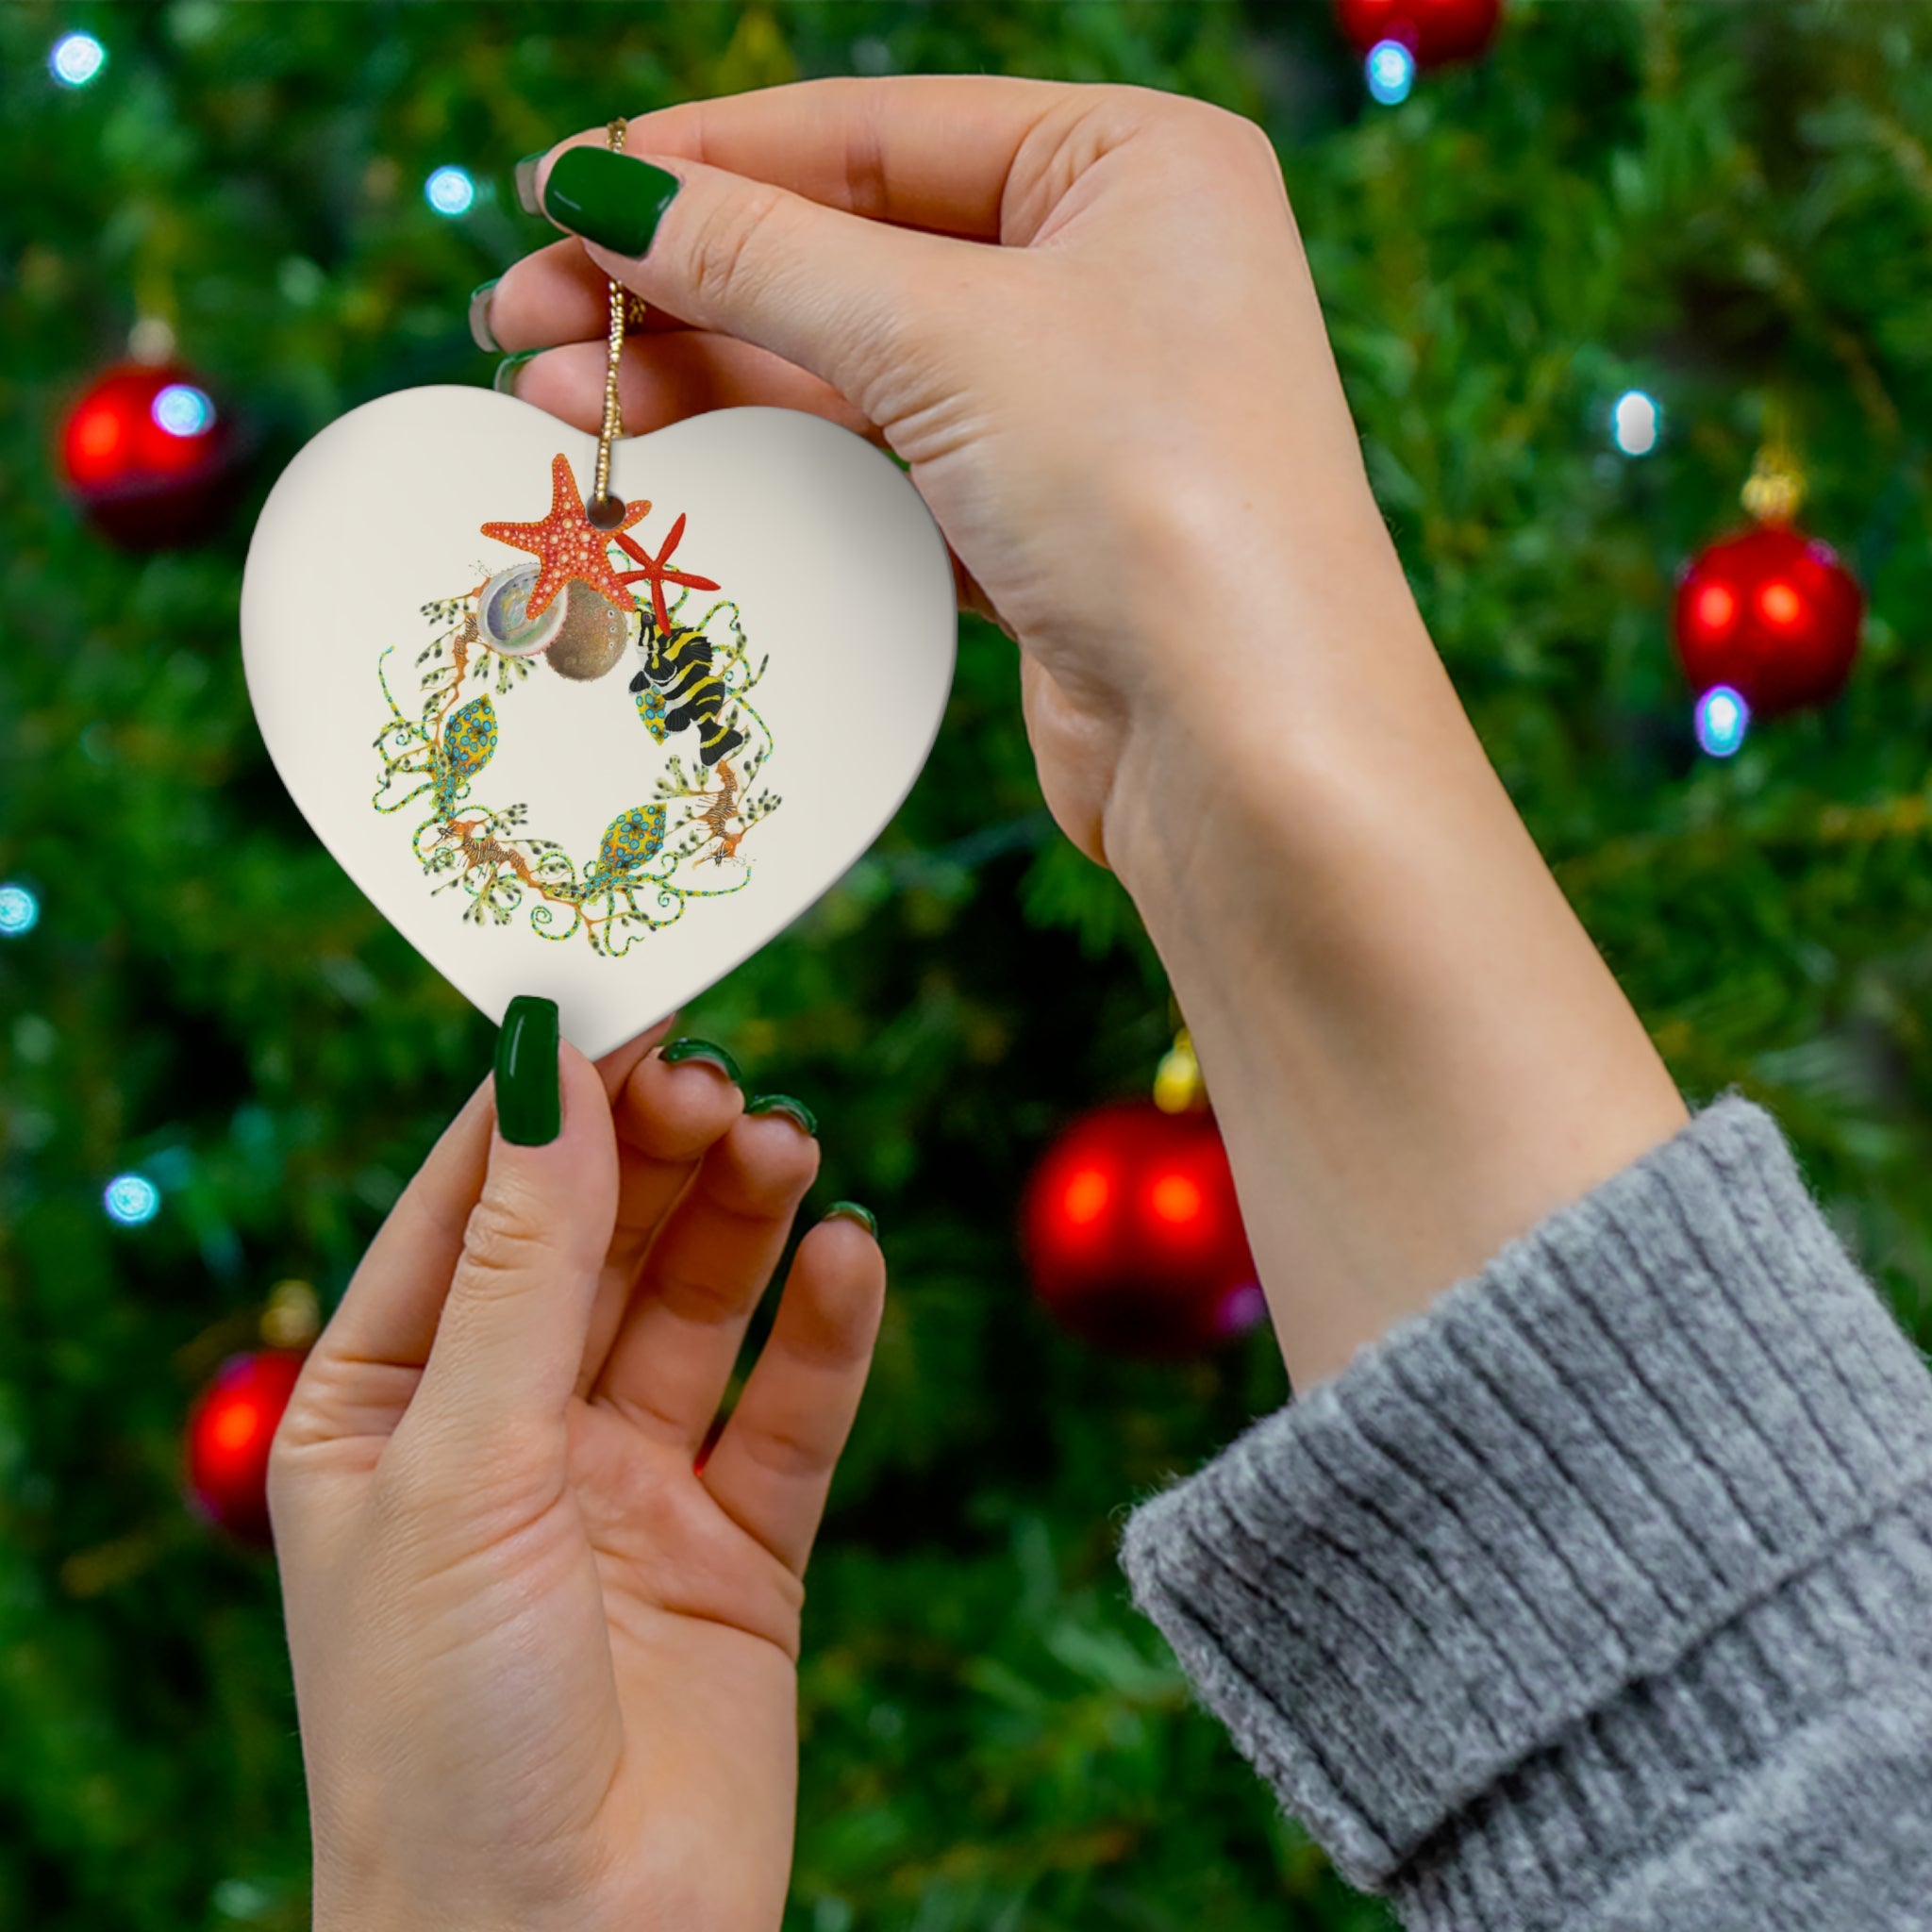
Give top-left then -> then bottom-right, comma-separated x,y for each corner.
270,1016 -> 883,1932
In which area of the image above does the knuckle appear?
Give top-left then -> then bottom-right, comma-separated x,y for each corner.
684,182 -> 793,313
652,1258 -> 752,1327
1180,97 -> 1281,173
1225,110 -> 1287,183
454,1190 -> 552,1295
738,1415 -> 826,1484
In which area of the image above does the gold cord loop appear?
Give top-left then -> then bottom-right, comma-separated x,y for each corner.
590,117 -> 639,524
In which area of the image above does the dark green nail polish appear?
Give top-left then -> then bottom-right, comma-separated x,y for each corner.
493,349 -> 541,396
824,1201 -> 877,1239
746,1093 -> 818,1137
660,1037 -> 741,1085
468,278 -> 502,353
495,995 -> 560,1145
541,146 -> 681,257
513,151 -> 546,216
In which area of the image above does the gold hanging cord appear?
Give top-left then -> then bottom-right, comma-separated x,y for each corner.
590,117 -> 642,525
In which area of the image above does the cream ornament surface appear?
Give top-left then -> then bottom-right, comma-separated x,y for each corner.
240,387 -> 956,1058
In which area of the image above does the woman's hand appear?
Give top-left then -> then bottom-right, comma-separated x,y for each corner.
484,75 -> 1686,1390
486,75 -> 1381,874
269,1019 -> 883,1932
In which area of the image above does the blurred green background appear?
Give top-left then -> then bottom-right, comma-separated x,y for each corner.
5,3 -> 1932,1928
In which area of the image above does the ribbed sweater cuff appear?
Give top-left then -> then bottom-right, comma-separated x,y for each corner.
1118,1097 -> 1932,1904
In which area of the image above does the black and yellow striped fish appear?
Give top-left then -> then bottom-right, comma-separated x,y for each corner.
628,624 -> 746,767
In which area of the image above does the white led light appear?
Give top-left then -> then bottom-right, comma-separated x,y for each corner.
1694,684 -> 1750,758
0,883 -> 39,936
104,1174 -> 161,1226
50,32 -> 106,88
1612,389 -> 1661,457
152,383 -> 215,438
425,165 -> 476,217
1366,40 -> 1416,107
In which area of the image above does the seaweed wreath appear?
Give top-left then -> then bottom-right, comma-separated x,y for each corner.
370,453 -> 780,957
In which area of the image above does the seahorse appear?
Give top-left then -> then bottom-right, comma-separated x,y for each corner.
629,623 -> 746,767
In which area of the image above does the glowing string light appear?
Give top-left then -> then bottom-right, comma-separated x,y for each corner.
104,1174 -> 161,1226
50,32 -> 106,88
1694,684 -> 1750,759
1366,40 -> 1416,106
152,384 -> 215,438
1612,390 -> 1660,457
425,165 -> 476,217
0,883 -> 40,936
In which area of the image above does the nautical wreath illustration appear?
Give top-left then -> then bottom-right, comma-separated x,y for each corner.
372,452 -> 778,956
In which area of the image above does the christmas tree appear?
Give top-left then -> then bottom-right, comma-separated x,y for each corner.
5,5 -> 1931,1929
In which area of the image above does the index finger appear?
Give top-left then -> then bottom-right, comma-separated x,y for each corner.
558,74 -> 1083,242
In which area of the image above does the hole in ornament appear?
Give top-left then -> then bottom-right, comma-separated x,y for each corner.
588,491 -> 627,529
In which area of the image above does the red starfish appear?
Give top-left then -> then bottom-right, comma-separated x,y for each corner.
613,513 -> 722,636
479,454 -> 650,621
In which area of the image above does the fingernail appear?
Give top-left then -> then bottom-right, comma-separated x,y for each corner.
659,1037 -> 741,1085
746,1093 -> 818,1138
513,151 -> 547,216
468,278 -> 502,353
495,995 -> 560,1146
824,1201 -> 877,1239
541,146 -> 681,257
493,349 -> 541,396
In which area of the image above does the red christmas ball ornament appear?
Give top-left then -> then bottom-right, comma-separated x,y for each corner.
1674,524 -> 1863,719
58,360 -> 242,548
183,1348 -> 307,1548
1335,0 -> 1502,66
1021,1099 -> 1263,1359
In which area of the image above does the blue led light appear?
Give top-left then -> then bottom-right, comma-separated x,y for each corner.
152,383 -> 215,438
0,883 -> 39,936
425,166 -> 476,217
104,1174 -> 161,1226
50,31 -> 106,87
1612,389 -> 1661,457
1366,40 -> 1416,106
1694,684 -> 1750,758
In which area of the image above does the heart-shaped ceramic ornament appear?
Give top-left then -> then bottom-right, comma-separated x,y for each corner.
241,387 -> 957,1058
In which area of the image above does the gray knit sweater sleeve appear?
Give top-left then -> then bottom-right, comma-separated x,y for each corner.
1118,1097 -> 1932,1930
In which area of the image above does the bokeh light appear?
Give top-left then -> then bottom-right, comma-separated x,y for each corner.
1611,390 -> 1660,457
0,883 -> 39,937
49,32 -> 106,88
104,1174 -> 161,1226
1148,1172 -> 1205,1228
425,165 -> 475,216
1694,684 -> 1750,758
1061,1166 -> 1110,1227
1693,582 -> 1737,637
152,383 -> 215,438
1365,40 -> 1416,106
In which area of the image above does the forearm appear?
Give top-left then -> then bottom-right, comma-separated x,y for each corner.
1104,491 -> 1686,1389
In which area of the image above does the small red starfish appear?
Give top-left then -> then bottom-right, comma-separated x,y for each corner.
479,454 -> 649,620
613,513 -> 722,637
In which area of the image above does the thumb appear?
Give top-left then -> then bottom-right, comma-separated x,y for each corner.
529,141 -> 975,424
407,997 -> 619,1454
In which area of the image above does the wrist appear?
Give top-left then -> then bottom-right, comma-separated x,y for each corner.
1096,531 -> 1687,1388
1099,485 -> 1443,904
